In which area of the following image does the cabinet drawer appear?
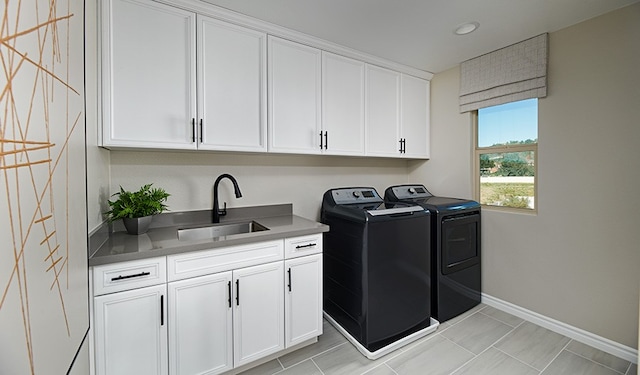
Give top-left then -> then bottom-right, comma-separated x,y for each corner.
167,240 -> 284,281
284,234 -> 322,259
93,257 -> 167,295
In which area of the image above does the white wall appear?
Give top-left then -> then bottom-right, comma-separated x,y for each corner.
408,67 -> 473,199
86,0 -> 111,233
410,3 -> 640,349
108,151 -> 409,222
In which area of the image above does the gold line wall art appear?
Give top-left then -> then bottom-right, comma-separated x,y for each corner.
0,0 -> 88,374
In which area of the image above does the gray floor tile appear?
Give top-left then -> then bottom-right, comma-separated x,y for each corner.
363,364 -> 398,375
239,358 -> 283,375
542,350 -> 622,375
312,342 -> 389,375
386,334 -> 475,375
495,321 -> 571,370
436,320 -> 452,331
279,319 -> 347,368
439,303 -> 487,328
275,359 -> 322,375
480,305 -> 525,327
440,311 -> 514,354
625,363 -> 637,375
452,347 -> 539,375
565,340 -> 631,373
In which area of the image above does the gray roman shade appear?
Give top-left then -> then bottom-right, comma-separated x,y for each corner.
459,33 -> 548,112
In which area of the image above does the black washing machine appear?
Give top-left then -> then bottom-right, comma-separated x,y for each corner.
321,187 -> 436,358
385,184 -> 481,322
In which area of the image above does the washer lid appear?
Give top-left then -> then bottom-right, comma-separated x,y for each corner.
385,184 -> 480,212
366,204 -> 424,216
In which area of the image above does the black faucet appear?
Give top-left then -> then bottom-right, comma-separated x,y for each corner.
213,174 -> 242,223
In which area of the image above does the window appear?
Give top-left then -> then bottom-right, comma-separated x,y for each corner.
475,99 -> 537,211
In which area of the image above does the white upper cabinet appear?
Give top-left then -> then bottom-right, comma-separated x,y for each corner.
101,0 -> 196,149
321,52 -> 365,155
102,0 -> 266,152
400,74 -> 430,159
100,0 -> 429,157
268,37 -> 322,154
365,65 -> 431,159
197,16 -> 267,152
365,64 -> 401,157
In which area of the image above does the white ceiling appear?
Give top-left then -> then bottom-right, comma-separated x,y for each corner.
201,0 -> 638,73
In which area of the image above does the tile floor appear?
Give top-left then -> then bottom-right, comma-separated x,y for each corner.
239,304 -> 637,375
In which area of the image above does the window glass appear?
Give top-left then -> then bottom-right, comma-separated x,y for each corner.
476,99 -> 537,211
478,99 -> 538,147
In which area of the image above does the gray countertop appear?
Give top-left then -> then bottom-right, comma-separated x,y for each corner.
89,204 -> 329,267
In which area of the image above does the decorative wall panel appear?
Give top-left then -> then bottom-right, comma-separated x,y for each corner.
0,0 -> 88,374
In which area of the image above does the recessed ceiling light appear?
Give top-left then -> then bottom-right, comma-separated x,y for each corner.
454,22 -> 479,35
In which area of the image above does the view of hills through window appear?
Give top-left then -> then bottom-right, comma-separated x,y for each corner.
477,99 -> 537,210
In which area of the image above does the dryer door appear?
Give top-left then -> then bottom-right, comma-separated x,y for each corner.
441,213 -> 480,275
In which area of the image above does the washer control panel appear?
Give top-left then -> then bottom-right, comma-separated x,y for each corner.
331,188 -> 381,205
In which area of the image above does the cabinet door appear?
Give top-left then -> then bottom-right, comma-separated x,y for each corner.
365,64 -> 401,157
233,261 -> 285,367
101,0 -> 196,149
94,284 -> 168,375
168,272 -> 233,375
268,37 -> 322,154
284,254 -> 323,348
197,16 -> 267,152
401,74 -> 430,159
322,52 -> 365,156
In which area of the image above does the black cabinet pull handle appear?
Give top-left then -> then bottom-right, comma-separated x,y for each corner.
199,119 -> 203,143
160,295 -> 164,326
111,271 -> 150,281
227,281 -> 232,308
403,138 -> 406,153
235,279 -> 240,306
399,139 -> 403,152
287,268 -> 292,292
319,131 -> 323,149
295,243 -> 316,249
324,131 -> 328,149
191,118 -> 196,143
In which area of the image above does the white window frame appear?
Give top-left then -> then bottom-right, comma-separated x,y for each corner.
473,110 -> 538,214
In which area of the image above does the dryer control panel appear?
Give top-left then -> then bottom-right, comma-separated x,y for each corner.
387,184 -> 433,200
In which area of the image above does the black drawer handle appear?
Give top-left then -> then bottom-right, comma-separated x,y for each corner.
236,279 -> 240,306
295,243 -> 316,249
111,271 -> 151,281
160,295 -> 164,326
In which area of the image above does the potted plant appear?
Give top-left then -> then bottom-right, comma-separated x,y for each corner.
105,184 -> 170,235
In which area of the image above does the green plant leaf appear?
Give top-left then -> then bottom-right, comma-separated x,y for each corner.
104,183 -> 170,222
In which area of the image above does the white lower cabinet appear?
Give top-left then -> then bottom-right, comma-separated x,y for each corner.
233,261 -> 285,366
94,284 -> 168,375
168,262 -> 284,374
92,236 -> 322,375
168,271 -> 233,375
285,254 -> 323,347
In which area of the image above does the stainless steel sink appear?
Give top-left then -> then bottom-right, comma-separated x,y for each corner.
177,221 -> 268,241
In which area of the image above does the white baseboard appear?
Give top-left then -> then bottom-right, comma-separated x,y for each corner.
482,293 -> 638,364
